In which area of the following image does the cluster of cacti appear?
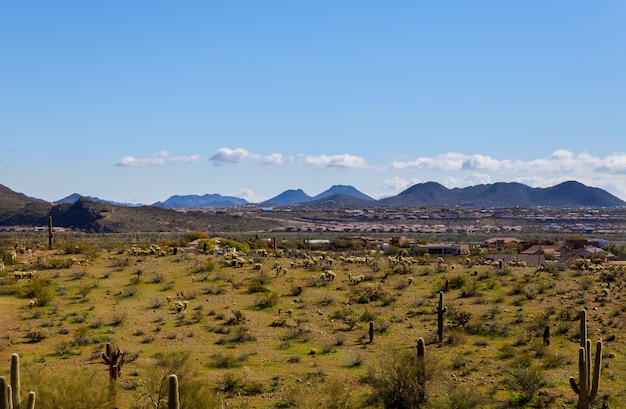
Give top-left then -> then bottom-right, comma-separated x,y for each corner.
569,309 -> 602,409
101,342 -> 125,380
437,291 -> 447,343
1,354 -> 36,409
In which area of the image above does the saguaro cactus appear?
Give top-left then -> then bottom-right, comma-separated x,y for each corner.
0,377 -> 9,409
1,354 -> 35,409
10,354 -> 20,409
168,374 -> 180,409
569,309 -> 602,409
48,216 -> 53,251
25,393 -> 35,409
437,291 -> 447,343
102,342 -> 125,380
543,325 -> 551,346
416,337 -> 426,403
369,321 -> 375,344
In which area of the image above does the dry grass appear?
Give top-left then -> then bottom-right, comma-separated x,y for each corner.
1,243 -> 626,408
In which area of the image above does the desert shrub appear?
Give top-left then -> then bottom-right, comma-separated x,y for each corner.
359,309 -> 376,322
184,230 -> 210,243
288,284 -> 304,296
23,276 -> 54,306
132,350 -> 220,409
506,363 -> 547,404
318,294 -> 335,306
68,270 -> 88,280
309,377 -> 360,409
349,282 -> 389,304
33,256 -> 76,269
219,238 -> 250,253
448,275 -> 466,290
109,314 -> 126,326
246,280 -> 269,294
23,366 -> 111,409
449,310 -> 473,328
192,259 -> 216,273
25,328 -> 47,343
253,291 -> 279,309
209,352 -> 247,368
217,325 -> 256,344
434,383 -> 488,409
364,348 -> 434,409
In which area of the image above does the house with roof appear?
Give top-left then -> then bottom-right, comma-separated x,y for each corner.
520,244 -> 567,260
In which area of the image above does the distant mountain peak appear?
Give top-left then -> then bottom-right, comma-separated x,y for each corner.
263,189 -> 312,205
152,193 -> 248,209
313,185 -> 374,201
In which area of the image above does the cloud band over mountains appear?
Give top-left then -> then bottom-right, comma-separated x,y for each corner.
115,147 -> 626,200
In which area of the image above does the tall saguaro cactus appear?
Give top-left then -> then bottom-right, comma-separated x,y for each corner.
569,309 -> 603,409
10,354 -> 20,409
437,291 -> 447,343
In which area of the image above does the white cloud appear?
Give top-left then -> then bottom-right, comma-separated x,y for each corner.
391,152 -> 467,170
304,154 -> 367,169
209,148 -> 250,165
595,152 -> 626,174
115,151 -> 202,167
460,173 -> 492,186
231,188 -> 267,203
210,148 -> 284,166
382,176 -> 420,191
461,155 -> 513,171
256,153 -> 284,166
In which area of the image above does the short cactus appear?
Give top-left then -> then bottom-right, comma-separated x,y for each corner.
416,337 -> 427,403
102,342 -> 125,380
569,309 -> 602,409
543,324 -> 550,346
168,374 -> 180,409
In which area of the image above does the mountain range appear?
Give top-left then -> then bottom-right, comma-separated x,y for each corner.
1,180 -> 625,232
6,180 -> 626,211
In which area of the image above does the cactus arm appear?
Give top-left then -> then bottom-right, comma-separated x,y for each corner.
25,392 -> 35,409
1,377 -> 10,409
585,339 -> 592,391
589,341 -> 602,401
569,376 -> 580,395
578,346 -> 588,404
580,309 -> 587,348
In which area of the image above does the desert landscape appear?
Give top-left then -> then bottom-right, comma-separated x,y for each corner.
1,230 -> 625,408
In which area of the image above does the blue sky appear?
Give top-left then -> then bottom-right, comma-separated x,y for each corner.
2,1 -> 626,204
